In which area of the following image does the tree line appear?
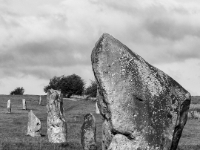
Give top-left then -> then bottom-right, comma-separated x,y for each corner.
10,74 -> 97,98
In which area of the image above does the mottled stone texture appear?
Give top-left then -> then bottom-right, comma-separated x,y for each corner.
81,113 -> 97,150
22,99 -> 27,110
47,89 -> 67,143
91,33 -> 191,150
27,110 -> 41,137
7,99 -> 11,113
102,120 -> 113,150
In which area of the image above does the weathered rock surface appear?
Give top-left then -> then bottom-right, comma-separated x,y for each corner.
81,113 -> 97,150
102,120 -> 113,150
27,110 -> 41,137
7,99 -> 11,113
22,99 -> 27,110
47,89 -> 67,143
91,33 -> 191,150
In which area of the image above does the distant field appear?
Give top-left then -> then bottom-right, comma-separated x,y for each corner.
0,95 -> 102,150
0,95 -> 199,150
191,96 -> 200,104
179,98 -> 200,149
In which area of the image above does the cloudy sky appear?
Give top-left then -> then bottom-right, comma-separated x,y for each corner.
0,0 -> 200,95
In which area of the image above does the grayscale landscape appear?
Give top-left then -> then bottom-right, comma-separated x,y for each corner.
0,1 -> 200,150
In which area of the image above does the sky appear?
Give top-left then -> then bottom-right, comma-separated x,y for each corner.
0,0 -> 200,95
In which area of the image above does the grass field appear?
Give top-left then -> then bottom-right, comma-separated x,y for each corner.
0,95 -> 199,150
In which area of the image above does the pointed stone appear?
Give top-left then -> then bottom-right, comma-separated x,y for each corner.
47,89 -> 67,143
27,110 -> 41,137
91,33 -> 191,150
22,99 -> 27,110
7,100 -> 11,113
81,113 -> 97,150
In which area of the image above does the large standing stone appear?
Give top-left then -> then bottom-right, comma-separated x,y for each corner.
81,113 -> 97,150
22,99 -> 27,110
47,89 -> 67,143
7,99 -> 11,113
27,110 -> 41,137
91,33 -> 191,150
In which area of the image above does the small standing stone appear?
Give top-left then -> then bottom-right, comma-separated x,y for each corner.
81,113 -> 97,150
95,102 -> 100,114
27,110 -> 41,137
47,89 -> 67,143
39,95 -> 42,105
22,99 -> 27,110
7,99 -> 11,113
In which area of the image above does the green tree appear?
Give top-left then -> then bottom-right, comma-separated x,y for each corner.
10,87 -> 25,95
44,74 -> 85,98
44,76 -> 62,93
85,80 -> 97,97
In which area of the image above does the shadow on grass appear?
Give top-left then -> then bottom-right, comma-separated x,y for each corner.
21,108 -> 39,111
2,141 -> 102,150
178,145 -> 200,150
4,112 -> 27,115
41,134 -> 46,137
25,134 -> 46,137
2,142 -> 82,150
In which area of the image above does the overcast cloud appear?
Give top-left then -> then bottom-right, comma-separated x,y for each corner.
0,0 -> 200,95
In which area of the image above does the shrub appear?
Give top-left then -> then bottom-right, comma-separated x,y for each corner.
85,80 -> 97,98
10,87 -> 25,95
44,74 -> 85,98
